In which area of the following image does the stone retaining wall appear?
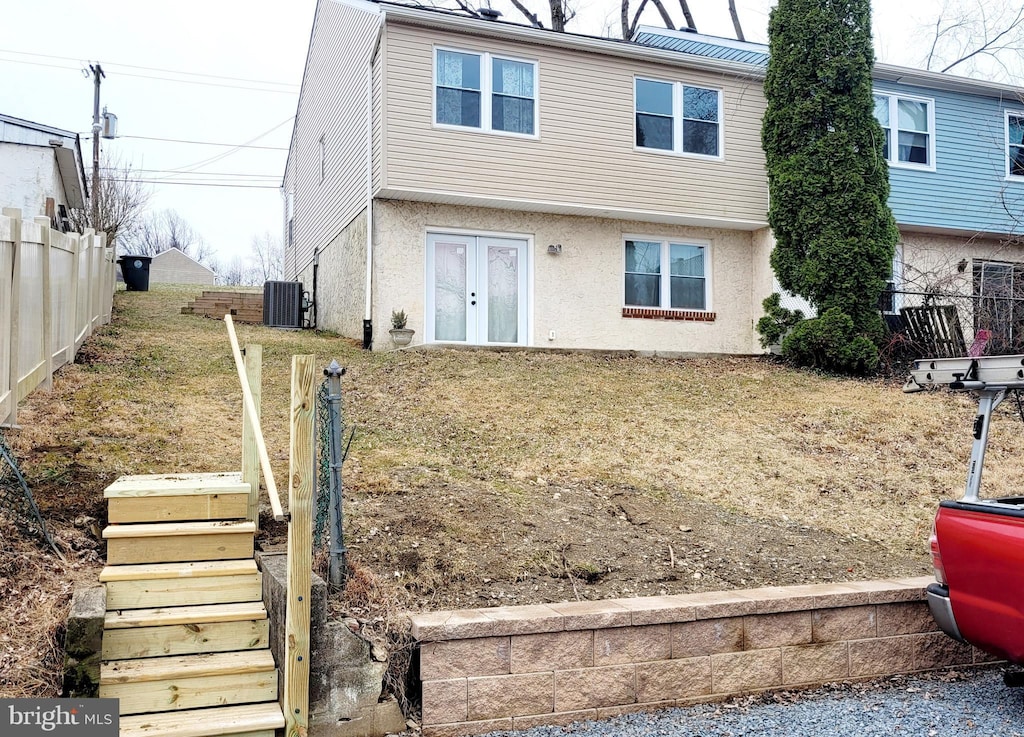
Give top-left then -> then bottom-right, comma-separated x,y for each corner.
409,577 -> 992,737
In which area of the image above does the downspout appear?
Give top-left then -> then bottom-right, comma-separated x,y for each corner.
362,16 -> 384,350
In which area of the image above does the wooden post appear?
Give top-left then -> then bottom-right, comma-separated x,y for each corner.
284,354 -> 316,737
242,344 -> 263,528
34,217 -> 54,391
2,208 -> 22,427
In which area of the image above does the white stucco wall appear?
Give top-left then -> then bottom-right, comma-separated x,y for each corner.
295,210 -> 368,340
370,200 -> 762,354
0,144 -> 62,219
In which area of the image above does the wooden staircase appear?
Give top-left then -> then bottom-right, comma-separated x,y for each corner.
99,472 -> 285,737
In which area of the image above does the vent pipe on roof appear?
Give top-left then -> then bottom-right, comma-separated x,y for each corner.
478,7 -> 502,20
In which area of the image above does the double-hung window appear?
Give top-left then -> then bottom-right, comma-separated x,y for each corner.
873,92 -> 935,169
635,78 -> 721,158
624,238 -> 709,311
1007,111 -> 1024,179
435,48 -> 537,136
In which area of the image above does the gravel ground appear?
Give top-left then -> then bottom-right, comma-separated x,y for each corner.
480,667 -> 1024,737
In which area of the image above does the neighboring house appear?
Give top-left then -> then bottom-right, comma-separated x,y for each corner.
149,247 -> 217,285
0,113 -> 88,230
284,0 -> 1024,354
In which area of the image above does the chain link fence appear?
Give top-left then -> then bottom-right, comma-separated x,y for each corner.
314,363 -> 352,588
0,432 -> 62,558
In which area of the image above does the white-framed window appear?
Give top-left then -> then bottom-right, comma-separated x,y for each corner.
873,92 -> 935,169
634,78 -> 722,158
434,47 -> 537,136
1007,110 -> 1024,179
624,237 -> 710,311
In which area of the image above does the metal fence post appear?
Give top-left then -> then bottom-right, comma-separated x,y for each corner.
323,360 -> 348,588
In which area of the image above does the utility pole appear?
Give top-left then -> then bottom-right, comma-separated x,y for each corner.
89,63 -> 105,230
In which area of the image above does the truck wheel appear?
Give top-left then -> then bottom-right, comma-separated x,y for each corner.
1003,670 -> 1024,688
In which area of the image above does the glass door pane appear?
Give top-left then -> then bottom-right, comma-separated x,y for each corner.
432,239 -> 469,342
486,244 -> 519,343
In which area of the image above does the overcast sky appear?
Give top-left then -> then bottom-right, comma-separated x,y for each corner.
2,0 -> 957,267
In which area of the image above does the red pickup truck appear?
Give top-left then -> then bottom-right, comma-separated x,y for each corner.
905,355 -> 1024,665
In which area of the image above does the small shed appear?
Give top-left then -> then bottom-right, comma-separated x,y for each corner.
149,247 -> 216,285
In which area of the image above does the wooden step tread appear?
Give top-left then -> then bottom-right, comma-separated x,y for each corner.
101,649 -> 275,684
101,560 -> 258,582
119,702 -> 284,737
105,472 -> 248,499
106,602 -> 267,629
103,521 -> 256,539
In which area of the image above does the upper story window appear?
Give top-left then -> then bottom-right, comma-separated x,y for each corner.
635,78 -> 722,159
624,238 -> 709,311
873,92 -> 935,169
435,48 -> 537,136
1007,111 -> 1024,179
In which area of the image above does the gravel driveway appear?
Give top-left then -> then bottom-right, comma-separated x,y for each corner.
481,667 -> 1023,737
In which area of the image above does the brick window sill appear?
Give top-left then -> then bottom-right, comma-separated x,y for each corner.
622,307 -> 716,322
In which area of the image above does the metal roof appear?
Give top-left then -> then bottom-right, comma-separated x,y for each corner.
632,29 -> 769,68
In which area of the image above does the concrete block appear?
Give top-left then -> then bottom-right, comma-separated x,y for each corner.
611,595 -> 696,626
63,586 -> 105,698
513,708 -> 597,730
671,618 -> 744,659
781,642 -> 849,685
595,624 -> 670,666
636,657 -> 712,702
744,611 -> 812,650
849,635 -> 916,677
312,697 -> 408,737
423,718 -> 513,737
812,605 -> 877,643
511,630 -> 593,673
554,664 -> 636,711
548,600 -> 631,630
876,602 -> 936,636
913,632 -> 974,670
421,679 -> 468,725
467,673 -> 554,720
711,649 -> 782,693
421,637 -> 510,680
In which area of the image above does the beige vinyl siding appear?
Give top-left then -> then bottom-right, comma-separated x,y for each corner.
381,22 -> 768,223
372,32 -> 385,191
287,0 -> 380,276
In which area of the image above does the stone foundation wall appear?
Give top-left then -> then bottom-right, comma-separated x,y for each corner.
409,577 -> 992,737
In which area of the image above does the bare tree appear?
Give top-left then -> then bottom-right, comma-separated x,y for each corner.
923,0 -> 1024,80
124,209 -> 214,265
68,153 -> 151,250
249,231 -> 284,283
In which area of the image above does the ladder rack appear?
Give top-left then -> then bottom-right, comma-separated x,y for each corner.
905,354 -> 1024,391
904,354 -> 1024,504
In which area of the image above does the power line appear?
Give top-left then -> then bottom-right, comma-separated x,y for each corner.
100,167 -> 279,178
88,134 -> 289,151
0,56 -> 299,94
165,117 -> 294,174
0,47 -> 300,88
132,180 -> 281,189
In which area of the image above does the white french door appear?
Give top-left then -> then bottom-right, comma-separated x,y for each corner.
426,232 -> 529,346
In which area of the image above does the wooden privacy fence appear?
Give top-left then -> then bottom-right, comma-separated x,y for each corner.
0,207 -> 115,426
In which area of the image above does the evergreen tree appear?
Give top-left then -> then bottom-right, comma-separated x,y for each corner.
760,0 -> 899,373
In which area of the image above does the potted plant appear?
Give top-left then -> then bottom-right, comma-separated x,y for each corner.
389,309 -> 415,347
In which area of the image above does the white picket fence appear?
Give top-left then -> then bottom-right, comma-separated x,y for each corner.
0,207 -> 116,426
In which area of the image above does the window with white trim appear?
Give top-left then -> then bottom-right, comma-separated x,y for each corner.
624,238 -> 708,310
635,78 -> 721,158
434,48 -> 537,136
1008,111 -> 1024,179
873,92 -> 934,168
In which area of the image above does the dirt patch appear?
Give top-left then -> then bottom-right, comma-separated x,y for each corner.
6,285 -> 1024,697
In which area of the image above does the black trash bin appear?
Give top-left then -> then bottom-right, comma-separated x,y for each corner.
118,255 -> 153,292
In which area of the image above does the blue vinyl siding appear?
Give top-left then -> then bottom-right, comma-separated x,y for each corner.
877,81 -> 1024,235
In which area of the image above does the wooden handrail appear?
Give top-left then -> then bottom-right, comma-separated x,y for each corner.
224,314 -> 285,521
